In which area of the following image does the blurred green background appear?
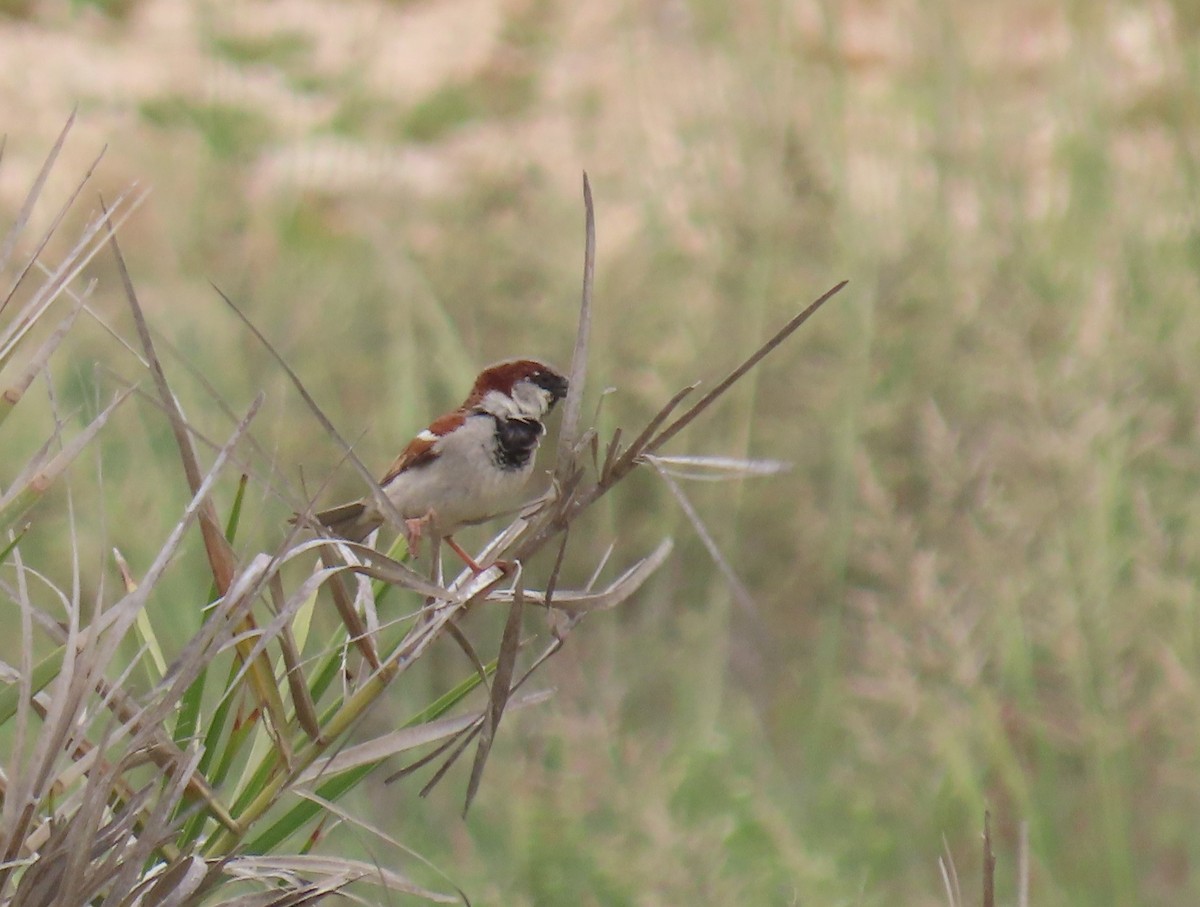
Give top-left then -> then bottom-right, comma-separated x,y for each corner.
3,0 -> 1199,903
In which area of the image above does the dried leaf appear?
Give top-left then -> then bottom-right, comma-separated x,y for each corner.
222,855 -> 458,904
643,453 -> 792,480
646,280 -> 847,454
488,538 -> 673,614
555,171 -> 596,479
298,689 -> 552,783
463,573 -> 525,815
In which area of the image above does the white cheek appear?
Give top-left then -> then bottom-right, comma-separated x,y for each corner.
512,384 -> 551,418
480,389 -> 519,419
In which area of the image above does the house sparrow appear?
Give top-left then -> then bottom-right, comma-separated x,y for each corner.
314,358 -> 569,572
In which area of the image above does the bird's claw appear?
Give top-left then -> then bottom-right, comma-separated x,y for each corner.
403,512 -> 434,560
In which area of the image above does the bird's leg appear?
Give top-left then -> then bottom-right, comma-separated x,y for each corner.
445,535 -> 519,578
413,510 -> 511,576
444,535 -> 487,575
403,513 -> 432,560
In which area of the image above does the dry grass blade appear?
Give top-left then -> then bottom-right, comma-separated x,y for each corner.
443,621 -> 489,693
201,550 -> 329,697
644,453 -> 791,480
462,573 -> 524,816
222,855 -> 459,904
10,747 -> 138,906
101,395 -> 264,641
555,171 -> 595,479
1,398 -> 263,889
151,329 -> 292,481
416,724 -> 480,799
316,547 -> 381,671
106,206 -> 235,593
1018,821 -> 1029,907
938,835 -> 963,907
645,279 -> 848,455
278,537 -> 456,601
19,593 -> 240,835
3,542 -> 35,839
105,212 -> 290,748
209,282 -> 406,530
3,582 -> 70,886
288,792 -> 471,907
487,538 -> 672,614
0,110 -> 75,276
598,426 -> 621,480
0,289 -> 88,422
6,701 -> 204,906
270,572 -> 323,744
542,527 -> 570,619
129,855 -> 208,907
1,142 -> 106,319
0,431 -> 60,509
0,388 -> 131,530
385,727 -> 474,787
609,383 -> 697,476
106,747 -> 205,900
0,184 -> 145,365
301,690 -> 553,783
982,811 -> 995,907
207,876 -> 351,906
648,459 -> 758,618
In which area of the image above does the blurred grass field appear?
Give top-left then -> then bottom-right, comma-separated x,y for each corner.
2,0 -> 1200,903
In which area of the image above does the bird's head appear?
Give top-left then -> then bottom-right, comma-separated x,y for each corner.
468,358 -> 569,421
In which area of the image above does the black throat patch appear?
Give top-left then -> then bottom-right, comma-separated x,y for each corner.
492,417 -> 544,470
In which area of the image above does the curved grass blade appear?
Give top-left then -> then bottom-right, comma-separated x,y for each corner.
0,389 -> 130,534
0,647 -> 64,726
246,678 -> 542,856
106,208 -> 290,758
174,473 -> 250,750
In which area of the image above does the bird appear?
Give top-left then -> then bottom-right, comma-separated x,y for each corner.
312,358 -> 569,573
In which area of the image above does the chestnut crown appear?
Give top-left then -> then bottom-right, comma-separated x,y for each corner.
466,359 -> 568,412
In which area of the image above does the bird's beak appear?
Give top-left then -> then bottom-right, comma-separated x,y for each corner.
547,373 -> 569,406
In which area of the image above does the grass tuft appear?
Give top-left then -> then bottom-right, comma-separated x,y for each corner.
0,118 -> 842,903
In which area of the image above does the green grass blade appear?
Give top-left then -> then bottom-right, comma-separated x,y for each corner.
242,664 -> 495,855
177,665 -> 244,847
307,647 -> 344,708
175,473 -> 250,748
0,526 -> 29,569
0,647 -> 63,725
174,475 -> 252,840
243,762 -> 372,854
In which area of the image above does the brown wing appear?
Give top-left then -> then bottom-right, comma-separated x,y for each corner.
379,409 -> 467,485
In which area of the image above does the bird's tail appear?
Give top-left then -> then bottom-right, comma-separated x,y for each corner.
305,501 -> 382,543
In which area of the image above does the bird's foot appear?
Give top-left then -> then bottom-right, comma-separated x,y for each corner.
403,513 -> 434,560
